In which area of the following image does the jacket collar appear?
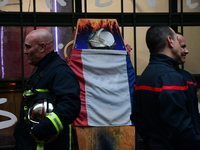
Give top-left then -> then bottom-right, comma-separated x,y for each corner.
36,50 -> 57,70
149,53 -> 179,70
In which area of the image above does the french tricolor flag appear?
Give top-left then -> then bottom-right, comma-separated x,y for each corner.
67,49 -> 135,126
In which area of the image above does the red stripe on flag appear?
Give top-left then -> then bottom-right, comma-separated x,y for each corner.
68,49 -> 88,126
135,85 -> 188,92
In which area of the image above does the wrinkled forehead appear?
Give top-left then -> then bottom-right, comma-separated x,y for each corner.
25,34 -> 39,46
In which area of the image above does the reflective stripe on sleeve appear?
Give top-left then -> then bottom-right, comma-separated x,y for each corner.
36,143 -> 44,150
69,124 -> 72,150
36,89 -> 49,92
23,90 -> 33,96
46,112 -> 64,133
23,89 -> 49,96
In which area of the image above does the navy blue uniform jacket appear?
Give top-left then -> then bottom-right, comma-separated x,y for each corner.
132,53 -> 200,150
14,51 -> 80,150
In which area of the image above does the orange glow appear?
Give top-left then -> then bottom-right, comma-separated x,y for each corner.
7,83 -> 16,85
77,19 -> 119,35
6,83 -> 17,85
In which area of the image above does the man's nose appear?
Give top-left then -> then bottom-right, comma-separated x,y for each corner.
24,48 -> 27,54
184,48 -> 189,54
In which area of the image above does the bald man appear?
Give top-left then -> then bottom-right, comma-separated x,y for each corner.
14,29 -> 80,150
24,29 -> 55,65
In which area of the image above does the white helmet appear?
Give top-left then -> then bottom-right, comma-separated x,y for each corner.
87,28 -> 116,49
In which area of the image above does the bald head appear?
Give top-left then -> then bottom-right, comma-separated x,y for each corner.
27,29 -> 54,50
24,29 -> 55,65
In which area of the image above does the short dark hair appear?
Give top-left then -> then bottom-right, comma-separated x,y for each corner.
146,25 -> 175,53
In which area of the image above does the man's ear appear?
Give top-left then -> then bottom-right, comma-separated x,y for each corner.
167,36 -> 173,48
40,42 -> 46,52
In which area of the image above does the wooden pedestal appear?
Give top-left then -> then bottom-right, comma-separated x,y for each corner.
73,126 -> 135,150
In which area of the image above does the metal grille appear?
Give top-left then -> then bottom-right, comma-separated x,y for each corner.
0,0 -> 200,149
0,0 -> 200,92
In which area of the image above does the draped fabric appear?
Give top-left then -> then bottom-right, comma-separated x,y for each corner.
68,49 -> 135,126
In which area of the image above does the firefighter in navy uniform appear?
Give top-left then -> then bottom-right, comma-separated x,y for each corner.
131,26 -> 200,150
13,29 -> 80,150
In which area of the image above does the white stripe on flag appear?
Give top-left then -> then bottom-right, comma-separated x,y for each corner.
82,49 -> 132,126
